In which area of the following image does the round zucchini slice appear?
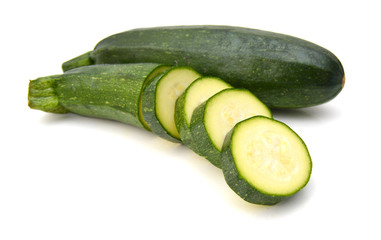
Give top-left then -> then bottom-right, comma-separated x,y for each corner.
221,116 -> 312,205
190,88 -> 272,168
141,66 -> 201,142
175,76 -> 232,150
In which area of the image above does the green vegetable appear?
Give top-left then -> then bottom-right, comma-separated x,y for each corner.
190,88 -> 272,168
141,66 -> 201,142
221,116 -> 312,205
28,63 -> 170,129
62,25 -> 345,108
62,51 -> 94,71
175,76 -> 232,150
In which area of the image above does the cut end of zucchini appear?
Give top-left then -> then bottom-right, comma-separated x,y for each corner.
230,116 -> 312,197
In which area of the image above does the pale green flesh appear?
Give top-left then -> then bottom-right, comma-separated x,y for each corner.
232,117 -> 312,195
184,77 -> 232,125
205,89 -> 272,151
156,68 -> 201,138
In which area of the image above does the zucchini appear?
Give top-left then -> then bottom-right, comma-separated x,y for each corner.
28,63 -> 170,129
221,116 -> 312,205
175,76 -> 232,150
62,25 -> 345,108
141,66 -> 201,142
190,88 -> 272,168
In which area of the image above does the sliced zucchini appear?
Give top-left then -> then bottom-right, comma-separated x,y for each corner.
175,77 -> 232,150
190,88 -> 272,168
142,66 -> 201,142
221,116 -> 312,205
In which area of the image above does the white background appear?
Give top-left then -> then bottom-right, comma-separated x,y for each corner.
1,0 -> 380,239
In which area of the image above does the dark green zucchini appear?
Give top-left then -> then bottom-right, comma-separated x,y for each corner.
28,63 -> 170,129
62,25 -> 345,108
221,116 -> 312,205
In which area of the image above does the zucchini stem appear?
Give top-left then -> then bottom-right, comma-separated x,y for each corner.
61,51 -> 94,72
28,75 -> 68,113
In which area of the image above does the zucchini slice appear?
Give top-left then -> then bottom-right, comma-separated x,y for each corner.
142,66 -> 201,142
190,88 -> 272,168
221,116 -> 312,205
175,77 -> 232,150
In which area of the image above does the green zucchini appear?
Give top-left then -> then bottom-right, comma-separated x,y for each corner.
28,63 -> 170,129
62,25 -> 345,108
190,88 -> 272,168
175,76 -> 232,150
221,116 -> 312,205
141,66 -> 201,142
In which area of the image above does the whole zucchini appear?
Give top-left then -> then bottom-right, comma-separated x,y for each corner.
62,25 -> 345,108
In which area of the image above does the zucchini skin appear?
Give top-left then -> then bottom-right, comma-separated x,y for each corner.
28,63 -> 169,129
64,25 -> 345,108
174,92 -> 195,148
190,101 -> 222,168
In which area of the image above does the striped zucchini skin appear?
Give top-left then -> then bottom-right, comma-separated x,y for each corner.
28,63 -> 170,129
63,25 -> 345,108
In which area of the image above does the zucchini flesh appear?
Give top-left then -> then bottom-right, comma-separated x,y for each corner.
175,76 -> 232,149
62,25 -> 345,108
221,116 -> 312,205
190,88 -> 272,168
141,67 -> 201,142
28,63 -> 170,129
204,88 -> 272,151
